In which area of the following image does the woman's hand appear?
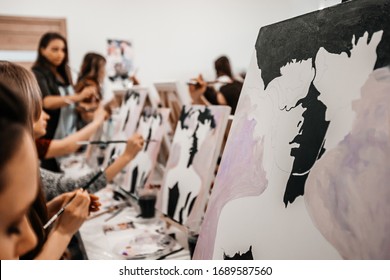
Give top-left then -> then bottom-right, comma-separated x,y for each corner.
46,192 -> 75,218
89,193 -> 101,213
93,105 -> 109,123
78,86 -> 97,102
123,133 -> 144,160
54,189 -> 90,237
189,74 -> 207,104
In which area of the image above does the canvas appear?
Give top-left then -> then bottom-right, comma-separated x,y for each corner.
103,88 -> 146,168
154,81 -> 191,139
120,107 -> 170,195
159,105 -> 231,225
195,0 -> 390,260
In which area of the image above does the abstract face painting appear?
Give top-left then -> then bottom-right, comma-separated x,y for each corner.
195,0 -> 390,260
159,105 -> 230,225
121,107 -> 170,195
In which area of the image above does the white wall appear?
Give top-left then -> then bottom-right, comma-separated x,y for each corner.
0,0 -> 339,86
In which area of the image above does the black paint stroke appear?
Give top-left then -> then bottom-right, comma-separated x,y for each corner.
223,246 -> 254,260
187,196 -> 197,218
178,191 -> 192,225
168,182 -> 179,219
122,109 -> 130,131
283,82 -> 329,206
130,166 -> 138,194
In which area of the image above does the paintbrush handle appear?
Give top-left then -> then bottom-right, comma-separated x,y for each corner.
42,168 -> 106,230
77,139 -> 158,145
43,207 -> 65,230
76,140 -> 127,145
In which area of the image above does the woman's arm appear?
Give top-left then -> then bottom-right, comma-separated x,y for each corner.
41,134 -> 143,201
42,86 -> 97,110
41,168 -> 107,201
44,106 -> 107,158
104,134 -> 144,182
34,190 -> 90,260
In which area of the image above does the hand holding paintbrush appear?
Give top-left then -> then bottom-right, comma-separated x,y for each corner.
43,167 -> 108,230
46,191 -> 100,218
47,189 -> 91,236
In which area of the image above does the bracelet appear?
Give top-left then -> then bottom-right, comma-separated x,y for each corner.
64,97 -> 75,105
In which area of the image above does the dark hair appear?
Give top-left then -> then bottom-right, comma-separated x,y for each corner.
77,52 -> 106,83
214,56 -> 233,79
0,82 -> 28,191
34,32 -> 72,85
75,52 -> 106,99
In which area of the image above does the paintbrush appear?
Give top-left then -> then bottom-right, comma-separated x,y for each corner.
77,139 -> 158,145
186,80 -> 229,86
156,247 -> 185,260
43,166 -> 108,230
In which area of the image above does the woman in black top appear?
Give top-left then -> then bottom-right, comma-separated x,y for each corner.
189,56 -> 243,114
32,32 -> 96,171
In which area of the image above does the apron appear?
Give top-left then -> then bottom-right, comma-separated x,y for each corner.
54,85 -> 76,139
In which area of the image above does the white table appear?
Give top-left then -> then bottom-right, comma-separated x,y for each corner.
78,186 -> 191,260
60,155 -> 191,260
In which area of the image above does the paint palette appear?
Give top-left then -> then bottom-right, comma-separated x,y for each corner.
113,231 -> 175,259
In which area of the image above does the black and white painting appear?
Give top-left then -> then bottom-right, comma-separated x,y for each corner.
121,107 -> 170,195
104,88 -> 146,168
195,0 -> 390,259
159,105 -> 230,225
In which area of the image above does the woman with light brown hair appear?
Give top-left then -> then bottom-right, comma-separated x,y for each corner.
0,61 -> 144,258
0,81 -> 38,259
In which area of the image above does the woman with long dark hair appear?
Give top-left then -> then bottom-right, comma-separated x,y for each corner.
74,52 -> 107,127
32,32 -> 97,171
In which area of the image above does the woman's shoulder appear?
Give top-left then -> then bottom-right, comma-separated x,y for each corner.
32,64 -> 47,73
32,64 -> 53,78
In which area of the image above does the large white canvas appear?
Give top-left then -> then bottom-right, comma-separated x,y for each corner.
120,107 -> 170,195
159,105 -> 230,225
195,0 -> 390,260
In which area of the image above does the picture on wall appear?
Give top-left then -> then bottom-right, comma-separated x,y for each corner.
159,105 -> 231,225
195,0 -> 390,260
121,107 -> 170,195
106,39 -> 134,81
